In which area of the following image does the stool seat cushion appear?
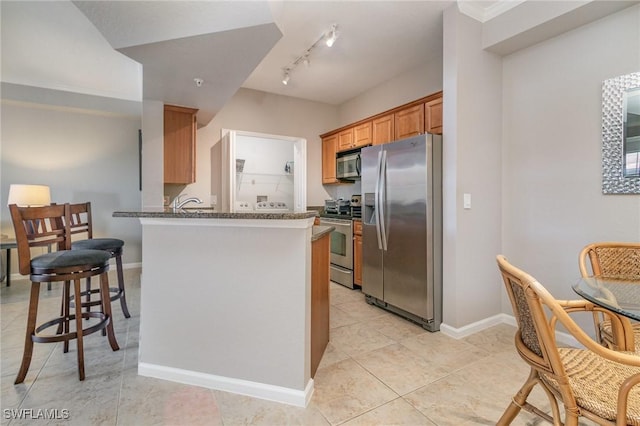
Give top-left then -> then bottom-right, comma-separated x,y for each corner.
72,238 -> 124,251
31,249 -> 110,270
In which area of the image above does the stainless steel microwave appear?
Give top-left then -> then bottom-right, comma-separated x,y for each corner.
336,151 -> 361,180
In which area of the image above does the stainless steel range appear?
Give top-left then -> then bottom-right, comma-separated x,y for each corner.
318,215 -> 354,288
319,198 -> 356,288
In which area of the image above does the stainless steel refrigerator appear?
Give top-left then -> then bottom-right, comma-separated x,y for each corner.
361,134 -> 442,331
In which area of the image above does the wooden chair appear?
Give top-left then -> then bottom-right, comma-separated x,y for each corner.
9,203 -> 119,383
579,242 -> 640,349
496,255 -> 640,425
67,202 -> 130,318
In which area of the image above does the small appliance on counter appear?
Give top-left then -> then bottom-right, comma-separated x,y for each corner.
324,198 -> 351,215
350,194 -> 362,218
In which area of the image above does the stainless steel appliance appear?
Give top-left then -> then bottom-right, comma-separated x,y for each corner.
336,151 -> 361,180
361,134 -> 442,331
318,216 -> 354,288
350,194 -> 362,218
324,198 -> 350,215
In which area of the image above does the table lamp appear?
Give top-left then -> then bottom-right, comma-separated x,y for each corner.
7,184 -> 51,207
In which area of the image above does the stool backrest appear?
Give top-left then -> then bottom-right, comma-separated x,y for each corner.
9,203 -> 71,275
68,202 -> 93,240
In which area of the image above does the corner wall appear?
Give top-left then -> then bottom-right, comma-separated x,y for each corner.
442,6 -> 504,329
0,94 -> 143,265
501,5 -> 640,319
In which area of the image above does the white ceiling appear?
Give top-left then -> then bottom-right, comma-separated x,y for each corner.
2,1 -> 548,126
70,0 -> 458,124
241,1 -> 453,104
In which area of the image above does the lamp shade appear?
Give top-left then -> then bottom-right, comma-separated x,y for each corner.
7,184 -> 51,207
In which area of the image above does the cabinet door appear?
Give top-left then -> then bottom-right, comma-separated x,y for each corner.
395,104 -> 424,140
337,128 -> 354,152
164,105 -> 198,184
425,97 -> 443,135
372,114 -> 394,145
322,135 -> 339,184
354,234 -> 362,286
353,121 -> 372,148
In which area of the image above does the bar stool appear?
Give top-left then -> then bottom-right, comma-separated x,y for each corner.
9,203 -> 119,383
67,202 -> 130,318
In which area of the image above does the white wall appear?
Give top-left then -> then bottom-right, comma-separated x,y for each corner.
179,88 -> 338,208
338,61 -> 443,127
0,94 -> 143,266
442,7 -> 504,329
501,5 -> 640,313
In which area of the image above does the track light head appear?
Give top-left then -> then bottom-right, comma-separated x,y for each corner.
325,24 -> 338,47
279,24 -> 338,85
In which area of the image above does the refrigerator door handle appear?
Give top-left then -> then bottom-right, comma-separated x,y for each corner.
379,149 -> 388,251
374,150 -> 383,250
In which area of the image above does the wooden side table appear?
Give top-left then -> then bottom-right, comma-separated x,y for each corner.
1,236 -> 17,287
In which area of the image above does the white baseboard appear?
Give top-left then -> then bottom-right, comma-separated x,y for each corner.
441,313 -> 581,348
138,362 -> 314,407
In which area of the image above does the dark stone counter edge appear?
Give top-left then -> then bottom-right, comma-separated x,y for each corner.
113,211 -> 318,220
312,225 -> 334,242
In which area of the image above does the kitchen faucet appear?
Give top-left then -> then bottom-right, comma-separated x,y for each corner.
172,194 -> 203,212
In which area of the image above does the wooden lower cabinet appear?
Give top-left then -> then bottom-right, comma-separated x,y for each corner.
311,232 -> 330,378
353,220 -> 362,286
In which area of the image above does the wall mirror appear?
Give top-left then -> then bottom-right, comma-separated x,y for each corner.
602,71 -> 640,194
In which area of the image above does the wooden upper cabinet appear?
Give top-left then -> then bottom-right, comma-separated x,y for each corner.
395,104 -> 424,140
372,113 -> 394,146
164,104 -> 198,184
337,128 -> 354,152
353,121 -> 372,148
322,134 -> 339,184
425,96 -> 443,135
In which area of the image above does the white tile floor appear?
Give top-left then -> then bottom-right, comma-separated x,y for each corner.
1,269 -> 592,425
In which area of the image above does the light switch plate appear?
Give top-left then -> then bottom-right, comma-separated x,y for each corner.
463,193 -> 471,209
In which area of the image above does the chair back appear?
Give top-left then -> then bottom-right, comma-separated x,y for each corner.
9,203 -> 71,275
497,256 -> 571,391
579,242 -> 640,279
67,202 -> 93,240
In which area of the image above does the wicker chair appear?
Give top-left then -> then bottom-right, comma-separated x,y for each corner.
496,255 -> 640,425
579,242 -> 640,349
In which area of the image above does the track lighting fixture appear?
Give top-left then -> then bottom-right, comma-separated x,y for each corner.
325,24 -> 338,47
280,24 -> 338,86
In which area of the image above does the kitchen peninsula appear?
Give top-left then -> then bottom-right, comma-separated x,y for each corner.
113,209 -> 328,407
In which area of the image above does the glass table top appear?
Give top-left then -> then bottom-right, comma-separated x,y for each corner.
573,277 -> 640,321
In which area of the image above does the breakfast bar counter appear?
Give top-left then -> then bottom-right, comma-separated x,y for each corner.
114,209 -> 325,407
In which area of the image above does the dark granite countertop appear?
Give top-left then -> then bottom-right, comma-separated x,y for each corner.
113,209 -> 317,220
